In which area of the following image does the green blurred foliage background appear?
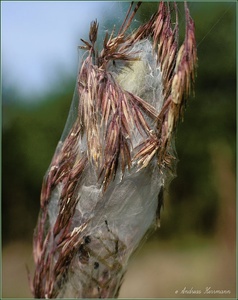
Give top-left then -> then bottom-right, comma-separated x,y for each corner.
2,2 -> 236,298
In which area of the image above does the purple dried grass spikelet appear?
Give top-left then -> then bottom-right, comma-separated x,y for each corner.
32,2 -> 197,298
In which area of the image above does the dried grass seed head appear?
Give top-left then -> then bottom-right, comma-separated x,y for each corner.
32,3 -> 197,298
